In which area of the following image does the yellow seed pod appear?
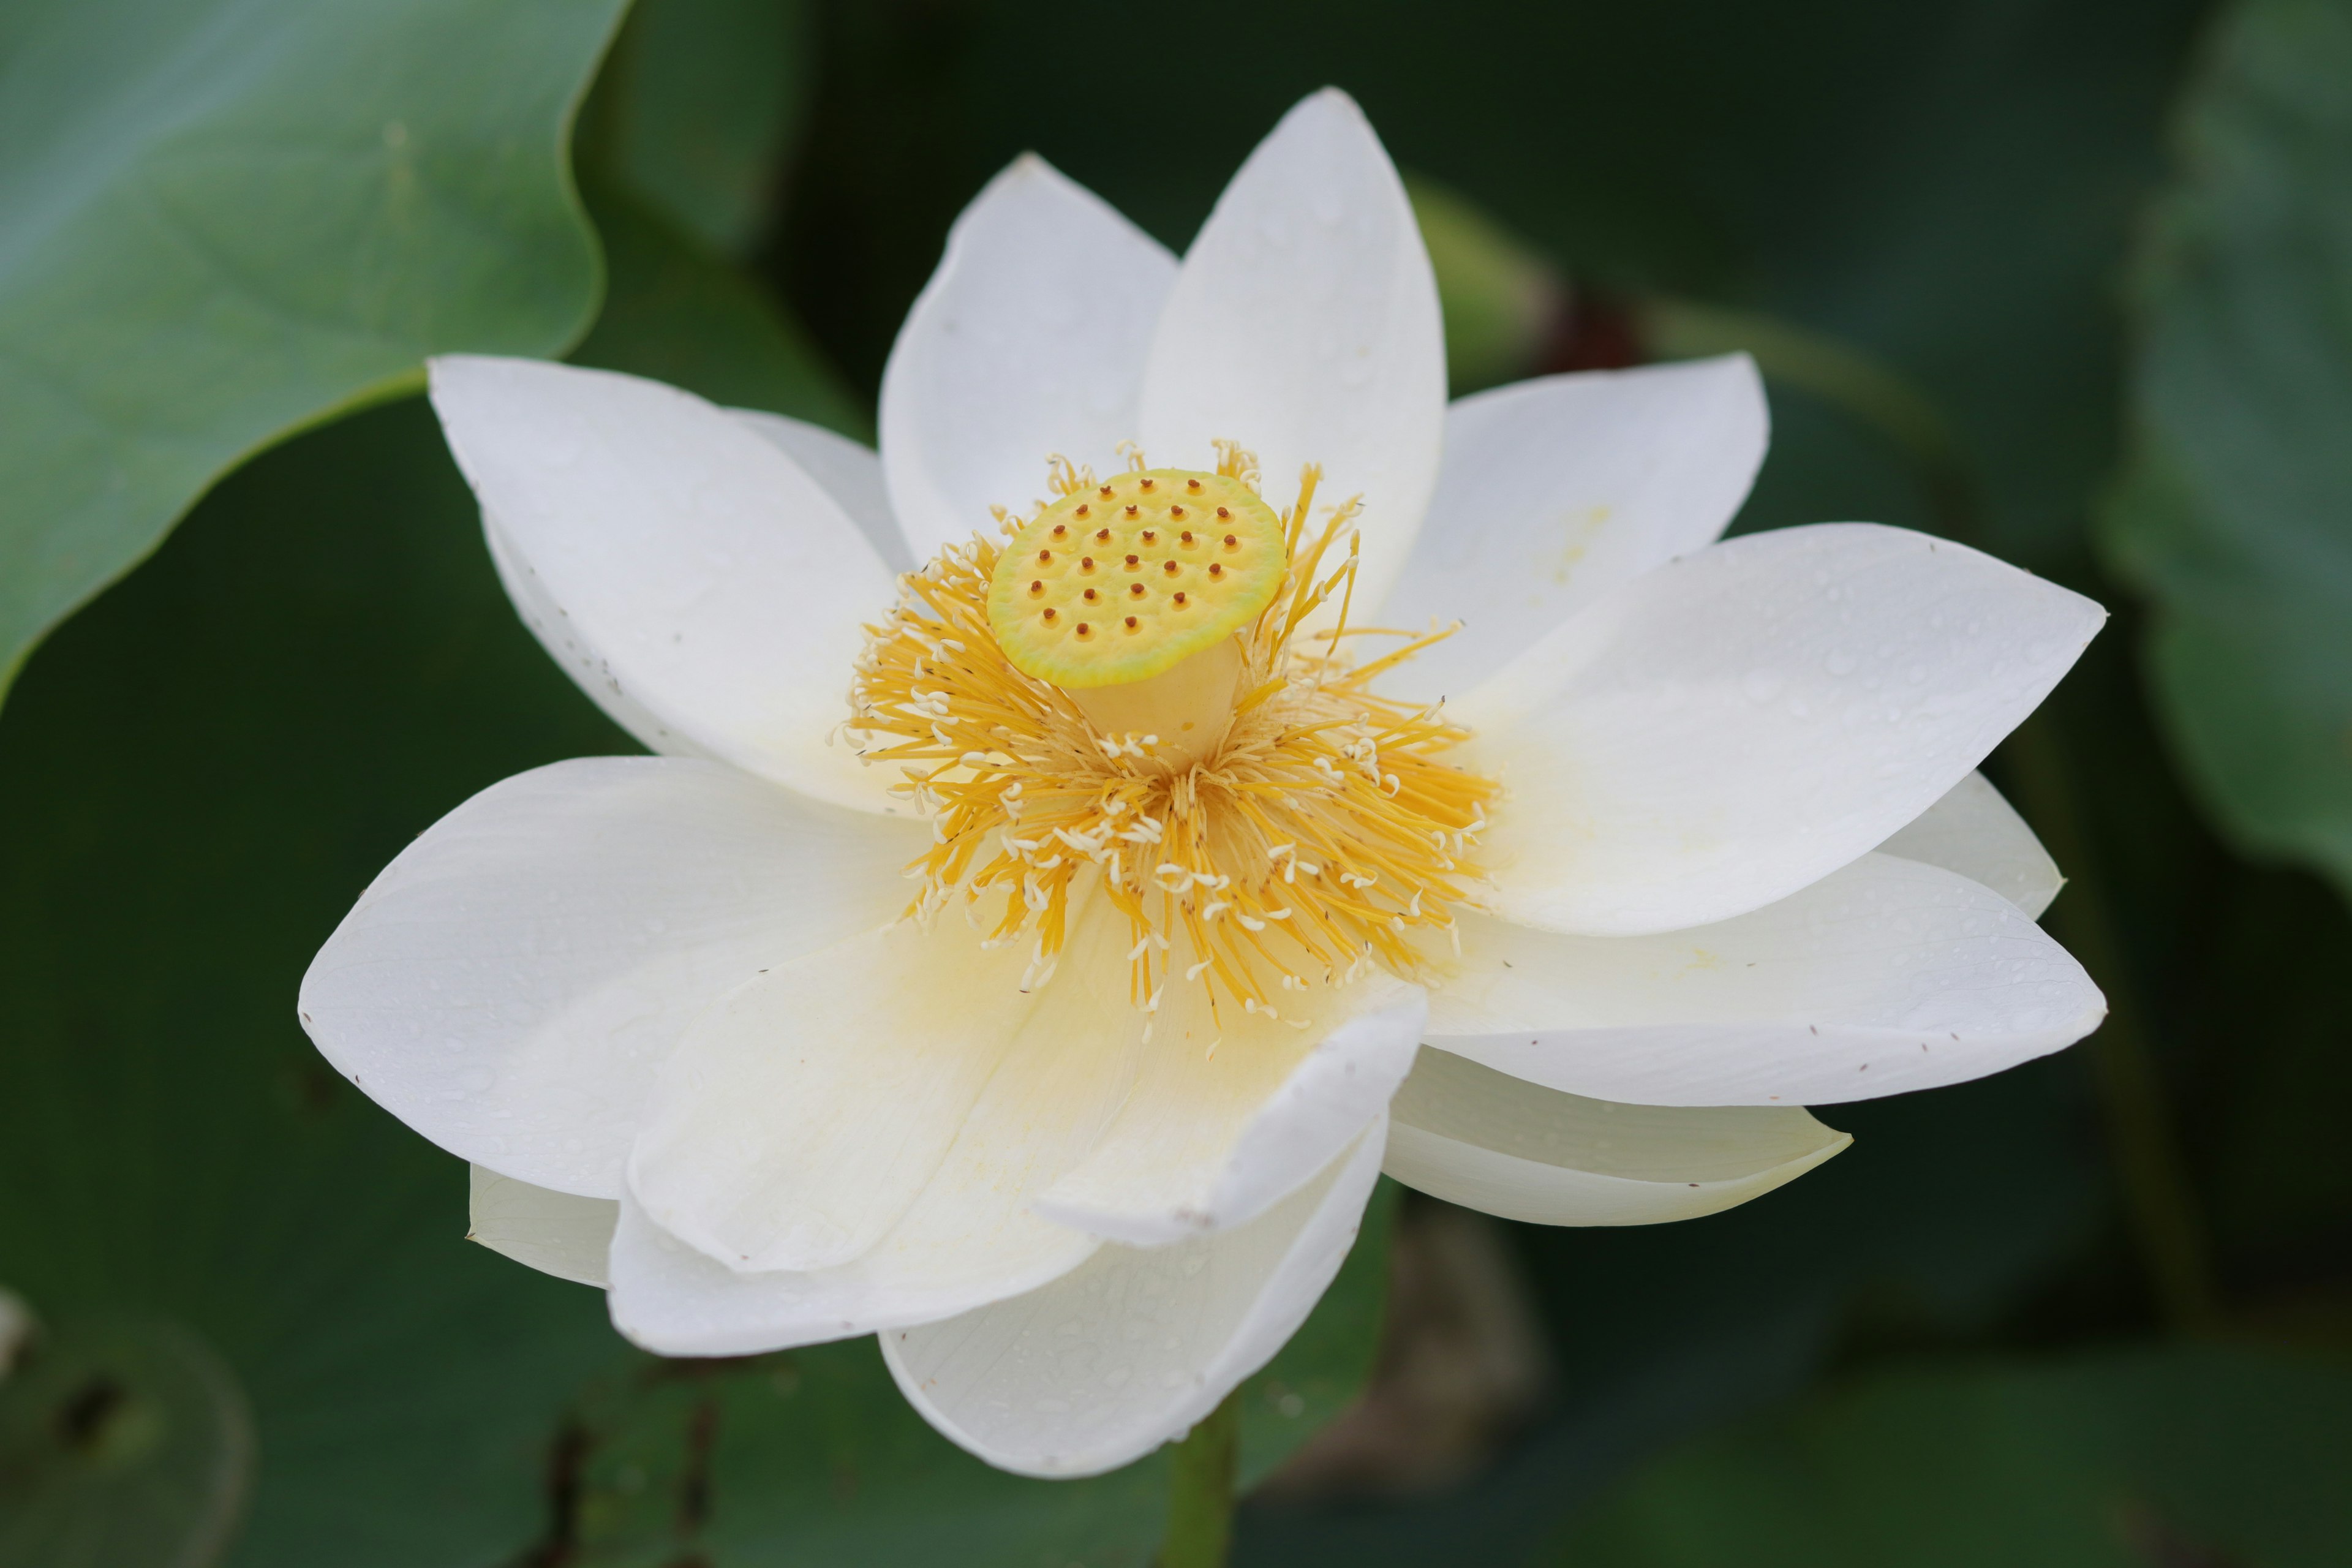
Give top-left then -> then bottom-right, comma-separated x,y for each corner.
987,469 -> 1285,689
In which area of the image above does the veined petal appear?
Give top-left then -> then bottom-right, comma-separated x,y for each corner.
627,918 -> 1048,1273
1138,89 -> 1444,626
880,155 -> 1177,563
429,356 -> 902,815
299,758 -> 917,1197
883,1121 -> 1386,1479
1425,853 -> 2104,1106
1460,523 -> 2105,935
1382,1049 -> 1848,1225
609,897 -> 1144,1352
1381,356 -> 1769,703
468,1166 -> 617,1287
1876,770 -> 2063,919
731,410 -> 910,575
1033,965 -> 1423,1247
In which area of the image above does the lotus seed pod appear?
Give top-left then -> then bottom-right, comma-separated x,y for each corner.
987,470 -> 1284,689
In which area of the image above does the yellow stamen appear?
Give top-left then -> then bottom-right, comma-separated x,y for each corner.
847,454 -> 1498,1020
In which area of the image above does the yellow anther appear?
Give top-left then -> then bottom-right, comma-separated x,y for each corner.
989,469 -> 1283,690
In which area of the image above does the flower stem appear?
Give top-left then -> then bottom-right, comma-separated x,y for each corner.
1161,1389 -> 1243,1568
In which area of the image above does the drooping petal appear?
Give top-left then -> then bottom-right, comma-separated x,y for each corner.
880,156 -> 1177,563
1032,965 -> 1423,1247
299,758 -> 918,1197
1382,1049 -> 1848,1224
883,1121 -> 1386,1479
609,902 -> 1145,1352
1459,523 -> 2105,935
1875,770 -> 2063,919
731,410 -> 910,575
1423,853 -> 2105,1106
468,1166 -> 617,1287
429,356 -> 902,815
1138,89 -> 1445,624
1379,356 -> 1769,702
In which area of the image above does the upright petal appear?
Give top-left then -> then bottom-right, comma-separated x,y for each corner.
1033,965 -> 1423,1247
1383,1049 -> 1847,1225
1875,771 -> 2063,919
299,758 -> 919,1197
1139,89 -> 1445,624
468,1166 -> 617,1287
429,356 -> 902,815
731,410 -> 911,575
883,1123 -> 1386,1479
1379,356 -> 1769,702
609,899 -> 1144,1352
1460,524 -> 2105,934
880,156 -> 1177,562
1423,854 -> 2105,1106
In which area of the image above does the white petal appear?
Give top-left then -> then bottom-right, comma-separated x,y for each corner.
1138,89 -> 1444,625
880,156 -> 1177,563
1382,1049 -> 1848,1224
482,516 -> 718,762
883,1121 -> 1386,1479
1460,523 -> 2105,934
1424,853 -> 2105,1106
1875,771 -> 2063,919
429,356 -> 902,814
1379,356 -> 1769,703
1032,967 -> 1423,1247
731,410 -> 911,575
608,899 -> 1145,1352
468,1166 -> 617,1287
627,918 -> 1047,1273
299,758 -> 918,1197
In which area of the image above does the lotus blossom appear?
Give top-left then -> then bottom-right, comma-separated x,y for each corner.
298,89 -> 2106,1478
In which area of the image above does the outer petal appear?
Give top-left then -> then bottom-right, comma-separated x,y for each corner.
627,918 -> 1046,1273
1876,770 -> 2063,919
468,1166 -> 617,1287
298,758 -> 918,1197
1380,357 -> 1769,703
883,1121 -> 1386,1479
429,356 -> 901,815
1138,89 -> 1444,625
1382,1049 -> 1848,1225
879,156 -> 1177,562
1032,965 -> 1423,1247
608,904 -> 1145,1352
1423,853 -> 2105,1106
1460,523 -> 2105,935
731,410 -> 911,575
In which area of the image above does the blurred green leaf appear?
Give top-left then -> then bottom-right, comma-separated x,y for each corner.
0,0 -> 627,709
2101,0 -> 2352,903
571,173 -> 869,438
0,1316 -> 254,1568
0,399 -> 638,1567
604,0 -> 816,254
550,1186 -> 1398,1567
1547,1345 -> 2352,1566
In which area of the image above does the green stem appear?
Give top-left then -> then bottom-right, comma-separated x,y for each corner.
1161,1389 -> 1242,1568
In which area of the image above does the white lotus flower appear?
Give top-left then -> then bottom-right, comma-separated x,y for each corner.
298,89 -> 2107,1479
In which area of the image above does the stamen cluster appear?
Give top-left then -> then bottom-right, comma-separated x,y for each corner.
845,456 -> 1497,1028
